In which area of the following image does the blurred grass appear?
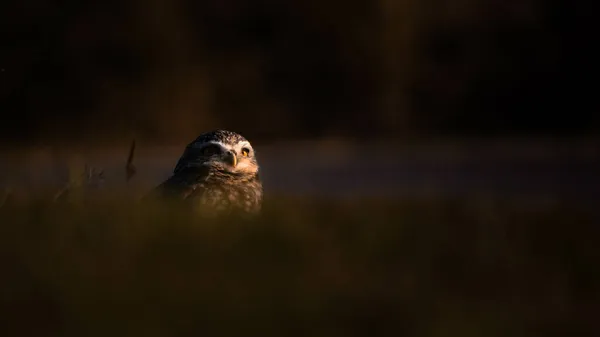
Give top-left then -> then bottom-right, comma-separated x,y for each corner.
0,195 -> 598,337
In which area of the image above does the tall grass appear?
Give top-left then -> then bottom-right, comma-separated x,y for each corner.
0,195 -> 598,336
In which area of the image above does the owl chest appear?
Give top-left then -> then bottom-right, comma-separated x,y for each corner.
197,184 -> 260,213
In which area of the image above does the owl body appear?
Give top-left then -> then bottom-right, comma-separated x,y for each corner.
151,130 -> 263,215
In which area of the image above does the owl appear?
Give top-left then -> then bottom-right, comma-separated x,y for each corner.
150,130 -> 263,215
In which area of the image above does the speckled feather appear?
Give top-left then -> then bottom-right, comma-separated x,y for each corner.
189,130 -> 248,147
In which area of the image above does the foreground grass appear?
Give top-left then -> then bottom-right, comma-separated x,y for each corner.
0,195 -> 598,337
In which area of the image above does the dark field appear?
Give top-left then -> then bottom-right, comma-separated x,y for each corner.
1,196 -> 599,336
1,141 -> 599,336
3,0 -> 597,332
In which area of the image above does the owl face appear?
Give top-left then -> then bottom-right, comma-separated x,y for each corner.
174,130 -> 259,175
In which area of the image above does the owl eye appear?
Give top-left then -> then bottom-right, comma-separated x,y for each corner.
241,148 -> 250,157
201,145 -> 221,156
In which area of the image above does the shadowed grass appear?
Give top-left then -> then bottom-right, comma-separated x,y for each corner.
0,195 -> 598,336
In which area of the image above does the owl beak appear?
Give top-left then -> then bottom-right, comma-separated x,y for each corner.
223,150 -> 237,167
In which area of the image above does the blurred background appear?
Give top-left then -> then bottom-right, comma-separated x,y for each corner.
1,0 -> 599,200
1,0 -> 598,145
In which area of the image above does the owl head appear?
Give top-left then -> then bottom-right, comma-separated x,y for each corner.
173,130 -> 259,176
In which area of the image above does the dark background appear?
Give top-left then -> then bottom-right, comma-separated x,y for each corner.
1,0 -> 598,146
1,3 -> 599,336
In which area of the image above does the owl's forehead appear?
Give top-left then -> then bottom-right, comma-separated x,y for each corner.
189,129 -> 250,147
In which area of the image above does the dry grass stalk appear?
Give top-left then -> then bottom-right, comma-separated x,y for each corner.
53,164 -> 106,202
126,139 -> 137,182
